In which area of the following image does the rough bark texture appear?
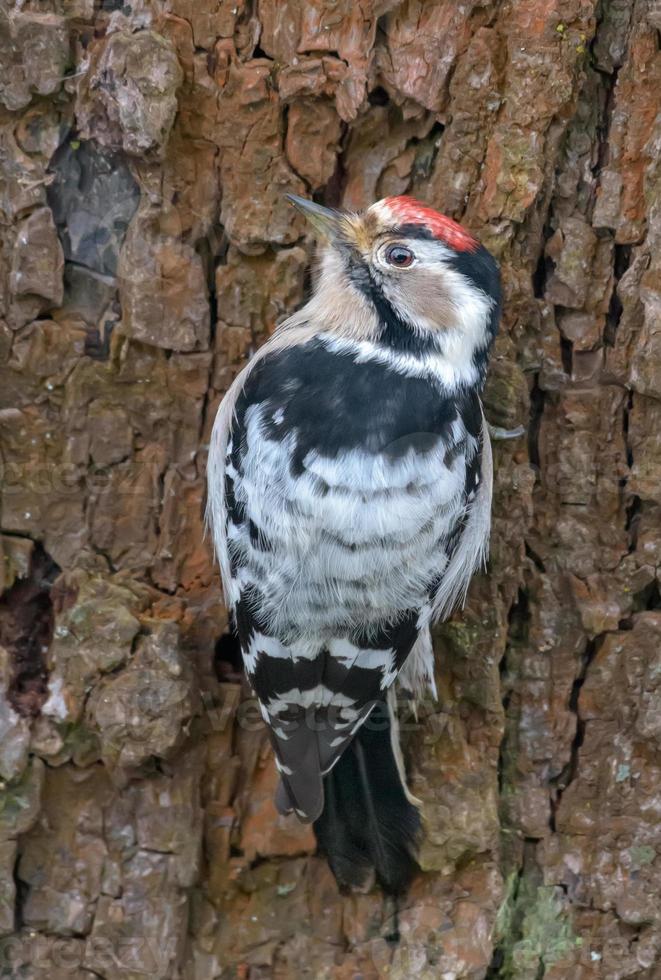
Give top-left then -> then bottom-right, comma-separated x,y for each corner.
0,1 -> 660,977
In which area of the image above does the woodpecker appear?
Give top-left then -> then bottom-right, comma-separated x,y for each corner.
207,195 -> 501,893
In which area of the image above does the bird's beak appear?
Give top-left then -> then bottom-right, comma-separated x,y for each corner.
286,194 -> 345,242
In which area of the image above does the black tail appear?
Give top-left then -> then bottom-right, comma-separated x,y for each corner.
313,701 -> 421,894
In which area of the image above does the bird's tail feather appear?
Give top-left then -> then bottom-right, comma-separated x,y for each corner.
313,699 -> 421,894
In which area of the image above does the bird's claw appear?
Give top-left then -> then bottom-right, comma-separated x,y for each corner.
488,423 -> 526,441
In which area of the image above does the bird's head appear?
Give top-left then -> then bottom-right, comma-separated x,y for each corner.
287,194 -> 501,389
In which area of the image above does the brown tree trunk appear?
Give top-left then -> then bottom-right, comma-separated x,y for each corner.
1,1 -> 660,977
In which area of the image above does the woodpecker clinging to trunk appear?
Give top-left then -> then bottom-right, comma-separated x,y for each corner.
207,195 -> 501,893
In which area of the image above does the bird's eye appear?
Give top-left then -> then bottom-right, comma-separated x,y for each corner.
384,245 -> 414,268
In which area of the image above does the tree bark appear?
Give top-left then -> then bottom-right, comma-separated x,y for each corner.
0,0 -> 660,977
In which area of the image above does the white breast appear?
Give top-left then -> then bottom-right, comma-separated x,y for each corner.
227,404 -> 470,639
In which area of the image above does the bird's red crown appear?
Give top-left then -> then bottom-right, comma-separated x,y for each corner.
383,196 -> 478,254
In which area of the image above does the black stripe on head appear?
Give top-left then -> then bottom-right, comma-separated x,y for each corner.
392,222 -> 440,241
445,245 -> 501,346
395,222 -> 501,326
394,223 -> 501,381
339,243 -> 440,355
339,228 -> 501,360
